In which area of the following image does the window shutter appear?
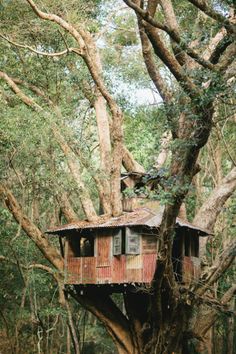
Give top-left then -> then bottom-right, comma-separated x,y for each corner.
126,228 -> 140,254
113,231 -> 122,255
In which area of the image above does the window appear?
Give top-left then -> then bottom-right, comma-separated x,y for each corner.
113,228 -> 140,255
126,228 -> 140,254
68,236 -> 94,257
113,231 -> 122,255
80,237 -> 94,257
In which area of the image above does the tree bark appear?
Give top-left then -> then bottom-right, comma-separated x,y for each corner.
56,192 -> 78,223
0,185 -> 64,271
193,167 -> 236,257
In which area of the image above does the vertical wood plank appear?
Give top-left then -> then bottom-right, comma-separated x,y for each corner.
192,256 -> 200,281
182,256 -> 194,285
126,255 -> 143,269
82,257 -> 96,284
97,235 -> 111,266
97,266 -> 112,284
66,257 -> 81,284
112,255 -> 126,283
126,269 -> 142,282
143,254 -> 156,283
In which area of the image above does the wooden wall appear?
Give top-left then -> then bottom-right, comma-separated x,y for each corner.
182,256 -> 200,285
66,253 -> 157,284
65,229 -> 158,285
65,229 -> 200,286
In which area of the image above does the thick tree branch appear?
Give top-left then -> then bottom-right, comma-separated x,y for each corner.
195,240 -> 236,297
52,127 -> 99,220
194,167 -> 236,231
159,0 -> 188,66
25,0 -> 86,50
122,146 -> 145,173
137,18 -> 172,103
69,289 -> 137,354
26,0 -> 123,215
209,33 -> 233,64
124,0 -> 215,70
0,71 -> 43,112
0,185 -> 64,271
124,0 -> 170,32
215,42 -> 236,72
187,0 -> 236,33
56,192 -> 78,223
144,24 -> 199,97
193,284 -> 236,338
154,131 -> 172,169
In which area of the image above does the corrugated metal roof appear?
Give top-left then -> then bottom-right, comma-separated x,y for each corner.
46,207 -> 210,236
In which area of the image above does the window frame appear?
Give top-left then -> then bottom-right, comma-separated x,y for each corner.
113,230 -> 122,255
125,227 -> 140,255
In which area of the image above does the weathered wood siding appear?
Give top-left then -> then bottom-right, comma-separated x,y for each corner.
65,232 -> 200,285
96,235 -> 111,266
65,253 -> 157,285
97,266 -> 112,283
66,257 -> 81,284
112,255 -> 126,283
82,257 -> 96,284
142,235 -> 157,254
126,255 -> 143,282
143,254 -> 156,282
182,256 -> 200,285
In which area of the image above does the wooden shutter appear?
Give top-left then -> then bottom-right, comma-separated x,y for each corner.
113,230 -> 122,255
126,228 -> 140,254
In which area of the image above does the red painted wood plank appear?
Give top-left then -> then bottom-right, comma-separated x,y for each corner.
126,269 -> 142,282
82,257 -> 96,284
143,254 -> 156,283
192,256 -> 200,281
182,256 -> 194,285
97,236 -> 111,266
66,257 -> 81,284
112,255 -> 126,283
97,266 -> 112,284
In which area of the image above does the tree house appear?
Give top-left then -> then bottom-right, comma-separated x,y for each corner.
47,208 -> 209,288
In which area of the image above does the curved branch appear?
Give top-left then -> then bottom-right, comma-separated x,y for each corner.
124,0 -> 215,70
187,0 -> 236,33
195,240 -> 236,296
194,167 -> 236,231
124,0 -> 170,32
137,18 -> 172,102
0,185 -> 64,271
0,33 -> 81,57
144,24 -> 199,98
25,0 -> 85,50
193,284 -> 236,338
122,146 -> 145,173
56,192 -> 79,223
159,0 -> 188,66
69,289 -> 137,354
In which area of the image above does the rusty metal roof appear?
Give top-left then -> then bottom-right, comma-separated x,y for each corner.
46,207 -> 210,236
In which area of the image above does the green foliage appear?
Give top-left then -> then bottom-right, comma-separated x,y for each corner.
124,106 -> 166,169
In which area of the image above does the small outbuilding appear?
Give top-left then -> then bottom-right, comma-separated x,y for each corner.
47,207 -> 209,289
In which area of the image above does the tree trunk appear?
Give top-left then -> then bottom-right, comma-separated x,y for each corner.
193,167 -> 236,257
